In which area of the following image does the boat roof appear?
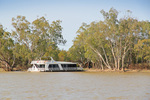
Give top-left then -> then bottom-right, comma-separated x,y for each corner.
31,60 -> 76,64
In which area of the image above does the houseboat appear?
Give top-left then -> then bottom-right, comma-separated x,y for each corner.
27,58 -> 83,72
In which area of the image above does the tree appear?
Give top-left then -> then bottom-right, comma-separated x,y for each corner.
12,16 -> 32,66
0,24 -> 15,71
68,23 -> 89,67
71,8 -> 148,70
12,16 -> 66,62
31,17 -> 66,59
58,50 -> 68,61
10,16 -> 66,69
134,21 -> 150,63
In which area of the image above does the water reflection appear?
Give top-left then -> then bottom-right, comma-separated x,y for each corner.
0,72 -> 150,100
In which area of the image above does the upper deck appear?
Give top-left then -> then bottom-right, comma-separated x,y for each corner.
31,60 -> 77,65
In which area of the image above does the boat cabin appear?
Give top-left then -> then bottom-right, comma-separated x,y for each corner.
27,59 -> 83,72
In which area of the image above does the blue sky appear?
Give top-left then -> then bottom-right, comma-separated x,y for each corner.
0,0 -> 150,50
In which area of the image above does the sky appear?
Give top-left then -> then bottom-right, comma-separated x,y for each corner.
0,0 -> 150,50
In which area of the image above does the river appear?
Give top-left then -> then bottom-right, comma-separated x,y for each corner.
0,72 -> 150,100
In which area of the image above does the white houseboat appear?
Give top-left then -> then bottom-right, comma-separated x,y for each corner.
27,58 -> 83,72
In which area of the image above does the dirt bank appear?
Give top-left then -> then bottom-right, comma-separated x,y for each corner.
0,68 -> 5,72
84,68 -> 150,73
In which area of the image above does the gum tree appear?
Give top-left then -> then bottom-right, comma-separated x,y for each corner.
72,8 -> 146,70
12,16 -> 66,68
0,25 -> 15,71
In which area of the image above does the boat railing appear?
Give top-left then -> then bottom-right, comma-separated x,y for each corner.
63,67 -> 77,70
38,68 -> 45,71
48,68 -> 60,71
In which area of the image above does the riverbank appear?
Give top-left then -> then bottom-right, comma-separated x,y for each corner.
0,68 -> 5,72
84,68 -> 150,73
1,68 -> 150,73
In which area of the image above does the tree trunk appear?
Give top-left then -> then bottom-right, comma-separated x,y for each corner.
111,47 -> 117,70
122,55 -> 125,71
92,62 -> 95,68
89,46 -> 112,70
117,58 -> 120,70
100,59 -> 104,70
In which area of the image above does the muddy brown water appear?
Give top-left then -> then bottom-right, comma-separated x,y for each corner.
0,72 -> 150,100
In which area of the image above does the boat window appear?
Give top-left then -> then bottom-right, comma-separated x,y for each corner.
72,64 -> 77,67
39,64 -> 45,68
49,65 -> 52,68
61,64 -> 67,68
48,64 -> 59,68
61,64 -> 66,67
61,64 -> 77,67
73,64 -> 76,67
53,64 -> 59,68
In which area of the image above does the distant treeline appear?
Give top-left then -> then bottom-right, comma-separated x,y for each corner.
0,8 -> 150,71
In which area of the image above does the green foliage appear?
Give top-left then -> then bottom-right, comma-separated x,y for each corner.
58,50 -> 68,61
0,25 -> 15,71
69,7 -> 150,70
0,16 -> 66,70
1,8 -> 150,71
